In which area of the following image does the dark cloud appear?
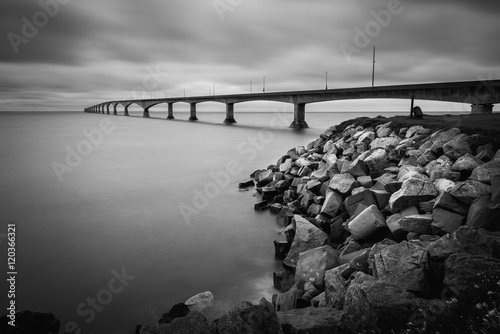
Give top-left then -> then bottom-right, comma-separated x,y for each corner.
0,0 -> 499,111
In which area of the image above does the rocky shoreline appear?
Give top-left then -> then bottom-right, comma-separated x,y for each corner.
3,115 -> 500,334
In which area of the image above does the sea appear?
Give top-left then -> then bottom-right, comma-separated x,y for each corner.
0,109 -> 461,333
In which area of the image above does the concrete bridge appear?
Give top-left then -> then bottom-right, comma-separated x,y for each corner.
84,80 -> 500,128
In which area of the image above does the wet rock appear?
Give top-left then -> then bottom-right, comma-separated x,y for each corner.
470,160 -> 500,184
372,241 -> 430,296
239,180 -> 255,189
347,204 -> 386,241
258,169 -> 274,187
273,270 -> 295,292
213,298 -> 283,334
277,307 -> 342,334
320,189 -> 343,218
138,311 -> 211,334
159,303 -> 191,324
274,240 -> 291,259
399,214 -> 433,234
389,178 -> 437,213
443,135 -> 472,160
449,180 -> 491,205
295,245 -> 340,290
431,208 -> 464,235
283,215 -> 329,269
466,196 -> 500,231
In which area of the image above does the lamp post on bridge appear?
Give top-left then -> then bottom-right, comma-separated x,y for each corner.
263,76 -> 266,93
325,71 -> 328,90
250,81 -> 252,93
213,83 -> 215,96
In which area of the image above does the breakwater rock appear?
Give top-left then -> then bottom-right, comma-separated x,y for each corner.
249,117 -> 500,333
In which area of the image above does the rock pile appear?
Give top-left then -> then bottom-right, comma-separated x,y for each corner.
249,119 -> 500,333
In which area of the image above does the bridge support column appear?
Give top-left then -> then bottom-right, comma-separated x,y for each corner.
289,103 -> 309,128
224,103 -> 236,124
143,107 -> 150,118
124,105 -> 130,116
471,104 -> 493,114
189,103 -> 198,121
113,105 -> 118,115
106,105 -> 110,115
167,103 -> 174,119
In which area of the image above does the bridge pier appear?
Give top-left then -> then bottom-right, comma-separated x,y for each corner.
124,105 -> 130,116
471,104 -> 493,114
113,104 -> 118,115
189,103 -> 198,121
143,107 -> 150,118
224,103 -> 236,124
289,103 -> 309,128
106,105 -> 110,115
167,103 -> 175,119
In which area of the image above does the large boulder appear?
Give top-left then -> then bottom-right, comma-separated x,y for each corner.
320,189 -> 343,218
389,178 -> 437,212
324,264 -> 348,308
343,189 -> 377,217
137,311 -> 211,334
398,214 -> 433,235
277,307 -> 342,334
341,272 -> 420,333
449,180 -> 491,205
433,191 -> 469,216
213,298 -> 283,334
385,206 -> 419,241
431,208 -> 464,235
466,196 -> 500,231
0,311 -> 60,334
185,291 -> 214,311
295,245 -> 340,290
371,241 -> 430,296
451,153 -> 482,172
347,204 -> 387,241
363,148 -> 391,174
370,137 -> 401,149
443,135 -> 472,160
159,303 -> 191,324
283,215 -> 329,269
470,160 -> 500,184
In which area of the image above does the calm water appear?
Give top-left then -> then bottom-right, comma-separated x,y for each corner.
0,110 -> 405,333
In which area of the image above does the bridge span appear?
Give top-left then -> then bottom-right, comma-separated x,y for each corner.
84,80 -> 500,128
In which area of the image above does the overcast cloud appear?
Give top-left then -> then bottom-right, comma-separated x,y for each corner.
0,0 -> 499,111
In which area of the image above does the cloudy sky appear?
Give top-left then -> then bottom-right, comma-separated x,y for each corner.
1,0 -> 499,112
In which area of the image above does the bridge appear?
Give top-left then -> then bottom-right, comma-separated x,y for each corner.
84,80 -> 500,128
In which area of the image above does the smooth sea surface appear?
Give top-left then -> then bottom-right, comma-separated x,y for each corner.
1,110 -> 409,333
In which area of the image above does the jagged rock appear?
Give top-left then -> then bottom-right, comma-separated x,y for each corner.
341,272 -> 420,333
320,189 -> 343,218
279,158 -> 293,172
297,166 -> 313,177
424,155 -> 453,176
301,190 -> 316,211
398,165 -> 424,180
159,303 -> 191,324
399,214 -> 433,234
449,180 -> 491,205
213,298 -> 283,334
357,175 -> 373,188
433,191 -> 468,216
273,288 -> 304,312
340,249 -> 371,279
363,148 -> 391,174
347,158 -> 369,177
343,189 -> 377,217
433,178 -> 456,195
370,189 -> 391,210
328,173 -> 358,195
185,291 -> 214,311
283,215 -> 329,269
310,163 -> 330,181
277,307 -> 342,334
372,241 -> 430,295
376,122 -> 392,137
273,270 -> 295,292
339,240 -> 362,257
492,175 -> 500,204
258,169 -> 274,186
370,137 -> 401,149
405,125 -> 428,138
466,196 -> 500,231
384,181 -> 402,193
138,311 -> 211,334
431,208 -> 464,235
324,264 -> 348,308
347,204 -> 386,241
0,311 -> 60,334
389,178 -> 437,213
451,153 -> 482,172
427,226 -> 500,261
295,245 -> 340,290
419,199 -> 435,213
416,149 -> 438,166
443,253 -> 500,306
443,134 -> 473,160
470,160 -> 500,184
430,128 -> 461,154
